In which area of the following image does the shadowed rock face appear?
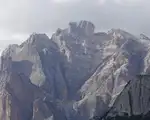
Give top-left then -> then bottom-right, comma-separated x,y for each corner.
0,56 -> 67,120
106,75 -> 150,116
0,21 -> 150,120
91,75 -> 150,120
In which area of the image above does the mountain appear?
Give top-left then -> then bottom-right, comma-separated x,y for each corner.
108,75 -> 150,116
0,20 -> 150,120
92,75 -> 150,120
140,34 -> 150,41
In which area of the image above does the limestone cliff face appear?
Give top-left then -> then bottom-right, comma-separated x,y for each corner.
103,75 -> 150,120
0,56 -> 67,120
74,29 -> 146,119
0,21 -> 150,120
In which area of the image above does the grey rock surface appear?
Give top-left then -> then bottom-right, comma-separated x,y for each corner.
0,21 -> 150,120
105,75 -> 150,118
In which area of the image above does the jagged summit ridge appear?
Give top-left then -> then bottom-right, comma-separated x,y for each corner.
68,20 -> 95,36
140,33 -> 150,40
0,21 -> 150,120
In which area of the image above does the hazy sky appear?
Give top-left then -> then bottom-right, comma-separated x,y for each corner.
0,0 -> 150,52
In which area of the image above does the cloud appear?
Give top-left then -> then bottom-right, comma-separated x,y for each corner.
98,0 -> 106,5
114,0 -> 143,6
0,0 -> 149,52
52,0 -> 80,3
52,0 -> 70,3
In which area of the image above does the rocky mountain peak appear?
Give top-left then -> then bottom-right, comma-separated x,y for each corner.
140,33 -> 150,40
25,33 -> 50,46
77,20 -> 95,31
68,20 -> 95,36
0,21 -> 150,120
108,29 -> 137,40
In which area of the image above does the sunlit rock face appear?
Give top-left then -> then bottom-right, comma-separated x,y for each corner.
0,21 -> 150,120
101,75 -> 150,120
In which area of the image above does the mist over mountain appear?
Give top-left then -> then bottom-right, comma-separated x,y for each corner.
0,21 -> 150,120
